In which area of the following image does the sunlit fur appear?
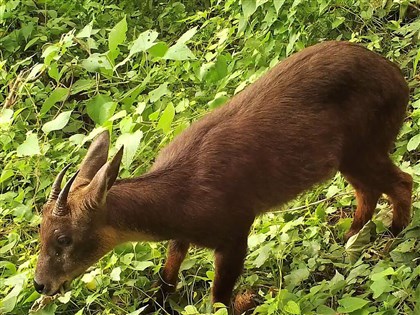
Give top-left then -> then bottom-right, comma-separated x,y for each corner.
35,41 -> 412,313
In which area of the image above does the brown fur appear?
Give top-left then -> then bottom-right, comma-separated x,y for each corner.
35,41 -> 412,313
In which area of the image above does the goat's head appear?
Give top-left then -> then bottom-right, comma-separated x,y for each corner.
34,131 -> 123,295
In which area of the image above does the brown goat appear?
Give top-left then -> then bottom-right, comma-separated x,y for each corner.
35,41 -> 412,313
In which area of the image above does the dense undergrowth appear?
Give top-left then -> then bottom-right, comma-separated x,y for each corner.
1,0 -> 420,314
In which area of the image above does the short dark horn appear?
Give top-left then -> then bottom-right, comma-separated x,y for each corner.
54,170 -> 79,216
48,164 -> 72,202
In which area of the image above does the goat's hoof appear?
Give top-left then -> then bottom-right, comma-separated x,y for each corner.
234,289 -> 259,315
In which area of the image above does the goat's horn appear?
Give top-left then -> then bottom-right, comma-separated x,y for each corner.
54,170 -> 79,216
48,164 -> 72,202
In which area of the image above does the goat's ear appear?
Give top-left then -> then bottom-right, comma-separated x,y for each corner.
87,146 -> 123,205
77,131 -> 110,184
107,146 -> 123,190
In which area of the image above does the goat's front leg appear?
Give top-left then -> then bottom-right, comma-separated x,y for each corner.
160,239 -> 190,294
145,240 -> 189,313
213,237 -> 248,314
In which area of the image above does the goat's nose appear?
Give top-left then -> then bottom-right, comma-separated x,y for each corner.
33,279 -> 45,294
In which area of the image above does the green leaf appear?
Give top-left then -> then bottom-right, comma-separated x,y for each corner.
1,274 -> 25,313
17,133 -> 40,157
82,53 -> 112,72
329,270 -> 346,294
332,16 -> 345,29
163,42 -> 195,60
274,0 -> 286,13
407,133 -> 420,151
371,267 -> 395,281
129,30 -> 159,56
177,27 -> 198,44
108,17 -> 127,52
213,308 -> 228,315
86,94 -> 116,125
337,297 -> 369,313
42,110 -> 72,133
71,79 -> 96,95
176,99 -> 190,113
57,291 -> 72,304
284,301 -> 301,314
27,64 -> 45,80
116,130 -> 143,168
242,0 -> 257,18
21,22 -> 34,41
370,277 -> 391,298
130,260 -> 154,271
42,45 -> 60,65
316,305 -> 336,315
284,267 -> 310,289
157,102 -> 175,134
0,169 -> 14,184
76,20 -> 94,38
286,32 -> 300,56
183,305 -> 199,314
40,87 -> 69,116
0,109 -> 14,126
413,48 -> 420,75
110,267 -> 121,281
253,243 -> 271,267
127,306 -> 148,315
148,42 -> 169,58
345,221 -> 375,263
256,0 -> 269,7
326,185 -> 340,198
149,83 -> 170,103
30,303 -> 57,315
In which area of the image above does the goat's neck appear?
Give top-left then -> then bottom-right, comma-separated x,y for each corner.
105,170 -> 182,244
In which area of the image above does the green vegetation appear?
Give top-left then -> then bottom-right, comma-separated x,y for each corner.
1,0 -> 420,314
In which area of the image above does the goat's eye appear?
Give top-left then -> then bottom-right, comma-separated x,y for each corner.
57,235 -> 72,246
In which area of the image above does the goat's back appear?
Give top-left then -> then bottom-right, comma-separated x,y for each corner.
152,41 -> 408,241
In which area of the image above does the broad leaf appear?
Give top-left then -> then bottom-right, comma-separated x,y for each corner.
76,20 -> 94,38
110,267 -> 121,281
177,27 -> 198,44
17,133 -> 40,157
157,102 -> 175,134
148,42 -> 169,58
345,221 -> 375,263
116,130 -> 143,168
40,87 -> 69,116
337,297 -> 369,313
163,42 -> 195,60
86,94 -> 116,125
108,17 -> 127,52
242,0 -> 257,18
42,110 -> 72,133
284,301 -> 301,314
82,53 -> 112,72
149,83 -> 170,103
129,30 -> 159,56
407,133 -> 420,151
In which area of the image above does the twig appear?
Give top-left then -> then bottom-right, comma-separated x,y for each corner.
3,69 -> 28,109
409,3 -> 420,13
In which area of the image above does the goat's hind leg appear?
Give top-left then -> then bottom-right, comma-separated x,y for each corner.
382,165 -> 412,235
213,237 -> 249,315
342,156 -> 412,239
342,173 -> 381,240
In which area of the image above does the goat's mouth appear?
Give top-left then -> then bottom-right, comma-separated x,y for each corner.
49,280 -> 71,296
61,280 -> 71,293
